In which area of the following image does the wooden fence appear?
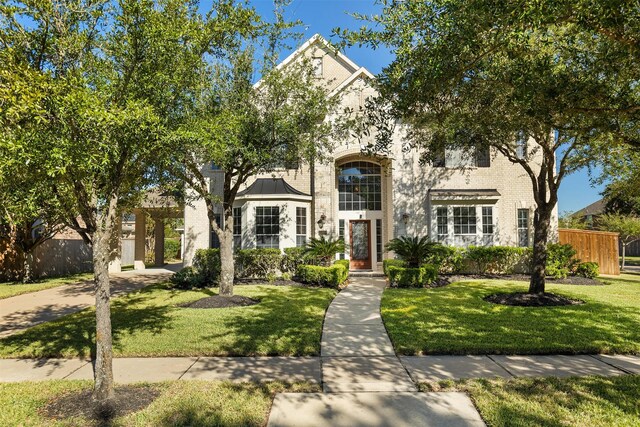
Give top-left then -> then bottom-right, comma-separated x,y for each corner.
559,229 -> 620,275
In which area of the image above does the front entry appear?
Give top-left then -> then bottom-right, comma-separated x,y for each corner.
349,220 -> 372,270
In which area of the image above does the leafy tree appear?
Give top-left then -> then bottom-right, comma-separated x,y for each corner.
338,0 -> 639,294
170,15 -> 346,295
558,211 -> 587,230
597,213 -> 640,270
0,0 -> 254,412
601,150 -> 640,215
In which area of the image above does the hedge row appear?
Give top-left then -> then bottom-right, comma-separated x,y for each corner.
383,243 -> 599,279
387,264 -> 438,288
297,261 -> 349,288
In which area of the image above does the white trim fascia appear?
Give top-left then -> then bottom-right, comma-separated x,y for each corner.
253,34 -> 361,89
328,67 -> 376,98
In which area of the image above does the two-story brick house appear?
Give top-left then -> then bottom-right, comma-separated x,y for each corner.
182,34 -> 558,271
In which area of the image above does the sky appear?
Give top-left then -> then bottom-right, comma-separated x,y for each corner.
242,0 -> 606,215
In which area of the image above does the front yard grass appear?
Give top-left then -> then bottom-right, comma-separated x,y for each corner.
420,375 -> 640,427
0,380 -> 318,427
622,255 -> 640,267
0,273 -> 94,300
0,284 -> 337,358
381,274 -> 640,355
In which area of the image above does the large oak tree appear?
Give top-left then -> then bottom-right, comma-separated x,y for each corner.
338,0 -> 639,293
0,0 -> 255,412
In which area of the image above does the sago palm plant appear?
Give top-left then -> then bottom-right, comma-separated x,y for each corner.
304,236 -> 346,266
385,236 -> 439,267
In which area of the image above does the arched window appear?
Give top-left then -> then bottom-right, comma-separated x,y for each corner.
338,161 -> 382,211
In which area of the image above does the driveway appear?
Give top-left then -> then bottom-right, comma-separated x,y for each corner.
0,268 -> 174,338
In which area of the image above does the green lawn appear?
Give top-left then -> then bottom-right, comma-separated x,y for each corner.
0,380 -> 318,427
0,284 -> 337,358
622,256 -> 640,267
0,272 -> 94,300
420,375 -> 640,427
381,274 -> 640,355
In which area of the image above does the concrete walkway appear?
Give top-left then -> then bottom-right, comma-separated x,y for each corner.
0,357 -> 321,384
0,268 -> 173,337
268,277 -> 486,426
320,277 -> 415,392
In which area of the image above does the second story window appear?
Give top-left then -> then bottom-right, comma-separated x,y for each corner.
516,133 -> 528,159
338,161 -> 382,211
312,57 -> 323,78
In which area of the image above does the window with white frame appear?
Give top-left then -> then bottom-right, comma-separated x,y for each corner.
312,57 -> 323,77
296,207 -> 307,247
453,207 -> 477,235
255,206 -> 280,248
517,209 -> 529,247
482,207 -> 494,235
436,207 -> 448,241
516,133 -> 527,159
233,207 -> 242,250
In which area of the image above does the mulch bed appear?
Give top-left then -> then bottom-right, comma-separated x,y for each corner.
484,292 -> 585,307
445,274 -> 602,286
42,385 -> 159,425
234,277 -> 323,288
179,294 -> 260,309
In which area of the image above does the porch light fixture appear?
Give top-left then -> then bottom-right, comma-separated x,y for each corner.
402,213 -> 410,225
317,214 -> 327,229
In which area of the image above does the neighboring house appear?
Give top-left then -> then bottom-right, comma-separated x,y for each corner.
572,198 -> 607,228
572,198 -> 640,257
182,34 -> 558,271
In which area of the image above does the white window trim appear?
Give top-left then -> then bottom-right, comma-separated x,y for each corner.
432,205 -> 498,246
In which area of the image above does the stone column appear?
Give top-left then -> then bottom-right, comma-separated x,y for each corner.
154,218 -> 165,267
108,214 -> 122,273
134,209 -> 146,270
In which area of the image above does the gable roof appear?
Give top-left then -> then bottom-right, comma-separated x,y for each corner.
253,34 -> 365,89
236,178 -> 310,198
573,198 -> 607,217
328,67 -> 376,98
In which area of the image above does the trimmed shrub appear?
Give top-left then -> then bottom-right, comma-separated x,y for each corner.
282,247 -> 311,274
464,246 -> 532,275
193,248 -> 221,285
575,262 -> 599,279
334,259 -> 350,270
387,264 -> 438,288
383,259 -> 406,276
170,266 -> 207,289
236,248 -> 282,279
297,263 -> 348,288
546,243 -> 578,279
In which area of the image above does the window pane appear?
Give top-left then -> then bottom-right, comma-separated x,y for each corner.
376,219 -> 383,263
453,207 -> 476,235
482,207 -> 494,234
256,206 -> 280,248
296,207 -> 307,247
338,162 -> 382,211
517,209 -> 529,247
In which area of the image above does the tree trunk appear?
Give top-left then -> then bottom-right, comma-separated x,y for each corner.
21,251 -> 34,284
218,205 -> 234,296
91,200 -> 117,415
529,205 -> 552,294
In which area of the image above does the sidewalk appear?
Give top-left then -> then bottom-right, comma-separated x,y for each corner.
0,268 -> 173,338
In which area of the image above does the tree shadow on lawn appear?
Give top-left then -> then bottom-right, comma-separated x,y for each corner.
197,286 -> 335,356
0,292 -> 173,359
383,282 -> 640,355
456,376 -> 640,426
